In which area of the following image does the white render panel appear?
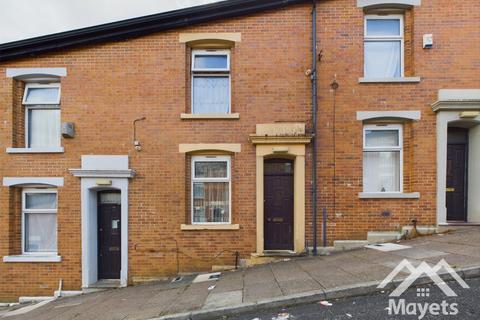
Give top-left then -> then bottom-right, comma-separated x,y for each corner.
438,89 -> 480,101
81,155 -> 129,170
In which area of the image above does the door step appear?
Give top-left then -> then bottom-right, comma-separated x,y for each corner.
88,279 -> 121,289
241,251 -> 305,267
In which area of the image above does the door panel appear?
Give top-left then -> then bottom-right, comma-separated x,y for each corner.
446,144 -> 467,221
264,159 -> 294,250
98,192 -> 121,279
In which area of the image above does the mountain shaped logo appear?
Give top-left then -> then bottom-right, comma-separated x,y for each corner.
378,259 -> 469,297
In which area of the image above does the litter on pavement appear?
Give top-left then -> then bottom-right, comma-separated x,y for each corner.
365,243 -> 411,252
319,300 -> 333,306
207,285 -> 216,291
193,272 -> 221,283
272,312 -> 290,320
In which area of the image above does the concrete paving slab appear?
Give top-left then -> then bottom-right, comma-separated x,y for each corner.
212,270 -> 244,293
243,280 -> 282,303
270,261 -> 312,282
423,254 -> 480,269
203,290 -> 242,309
391,247 -> 449,259
163,282 -> 211,314
243,265 -> 276,285
277,278 -> 322,296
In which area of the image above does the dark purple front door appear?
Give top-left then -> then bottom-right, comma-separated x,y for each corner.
264,159 -> 294,250
98,191 -> 121,279
446,127 -> 468,222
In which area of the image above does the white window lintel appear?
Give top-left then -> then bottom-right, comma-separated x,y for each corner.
357,0 -> 421,8
3,177 -> 64,187
3,255 -> 61,263
357,111 -> 421,121
6,147 -> 64,154
6,68 -> 67,80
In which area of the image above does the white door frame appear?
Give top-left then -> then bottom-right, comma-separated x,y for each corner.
80,178 -> 129,287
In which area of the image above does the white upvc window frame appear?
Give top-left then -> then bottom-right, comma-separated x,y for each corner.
363,124 -> 403,193
191,155 -> 232,225
22,83 -> 61,149
21,188 -> 58,255
191,49 -> 231,114
364,14 -> 405,78
22,83 -> 61,105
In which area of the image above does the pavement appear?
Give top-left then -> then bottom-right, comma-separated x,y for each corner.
3,227 -> 480,320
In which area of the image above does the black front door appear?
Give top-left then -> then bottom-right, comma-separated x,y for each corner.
98,191 -> 121,279
264,159 -> 294,250
446,128 -> 468,222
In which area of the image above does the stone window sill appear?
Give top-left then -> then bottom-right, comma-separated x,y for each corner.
3,255 -> 62,263
358,192 -> 420,199
180,224 -> 240,231
180,113 -> 240,120
6,147 -> 64,154
358,77 -> 421,84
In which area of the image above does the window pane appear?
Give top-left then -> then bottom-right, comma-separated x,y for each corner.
193,182 -> 229,223
366,19 -> 400,36
25,87 -> 59,104
192,76 -> 229,114
363,151 -> 400,192
365,130 -> 399,147
364,41 -> 401,78
28,109 -> 61,148
25,212 -> 57,252
194,161 -> 228,178
25,193 -> 57,209
99,192 -> 121,204
194,55 -> 228,69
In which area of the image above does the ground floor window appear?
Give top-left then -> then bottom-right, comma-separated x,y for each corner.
363,124 -> 403,193
191,155 -> 231,223
22,188 -> 57,253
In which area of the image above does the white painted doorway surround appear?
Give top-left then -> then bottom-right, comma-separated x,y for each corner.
70,155 -> 135,288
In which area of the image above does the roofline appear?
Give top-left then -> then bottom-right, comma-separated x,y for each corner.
0,0 -> 309,62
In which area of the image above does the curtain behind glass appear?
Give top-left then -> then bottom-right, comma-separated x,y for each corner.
25,212 -> 57,252
194,161 -> 227,178
193,76 -> 229,113
25,193 -> 57,209
193,182 -> 229,223
363,151 -> 400,192
364,41 -> 401,78
365,130 -> 399,147
28,109 -> 61,148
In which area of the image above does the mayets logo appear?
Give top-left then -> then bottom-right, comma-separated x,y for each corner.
379,259 -> 469,319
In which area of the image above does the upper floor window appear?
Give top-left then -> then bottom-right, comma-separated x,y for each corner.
22,188 -> 58,254
22,83 -> 61,148
364,15 -> 404,78
191,50 -> 231,114
191,156 -> 231,224
363,124 -> 403,193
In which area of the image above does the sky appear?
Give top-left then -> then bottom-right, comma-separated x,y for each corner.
0,0 -> 224,44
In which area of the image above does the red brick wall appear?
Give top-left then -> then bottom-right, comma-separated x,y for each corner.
0,0 -> 479,300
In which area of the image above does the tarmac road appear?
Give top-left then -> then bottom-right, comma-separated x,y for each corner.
229,276 -> 480,320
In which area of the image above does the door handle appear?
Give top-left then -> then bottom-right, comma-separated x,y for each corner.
446,187 -> 455,192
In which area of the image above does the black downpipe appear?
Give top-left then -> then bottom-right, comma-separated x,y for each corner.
311,0 -> 318,256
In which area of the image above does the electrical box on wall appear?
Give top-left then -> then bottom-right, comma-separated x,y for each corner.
62,122 -> 75,138
423,34 -> 433,48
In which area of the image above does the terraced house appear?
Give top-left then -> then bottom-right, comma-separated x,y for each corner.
0,0 -> 479,300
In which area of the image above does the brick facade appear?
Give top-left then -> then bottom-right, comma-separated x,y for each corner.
0,0 -> 479,300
